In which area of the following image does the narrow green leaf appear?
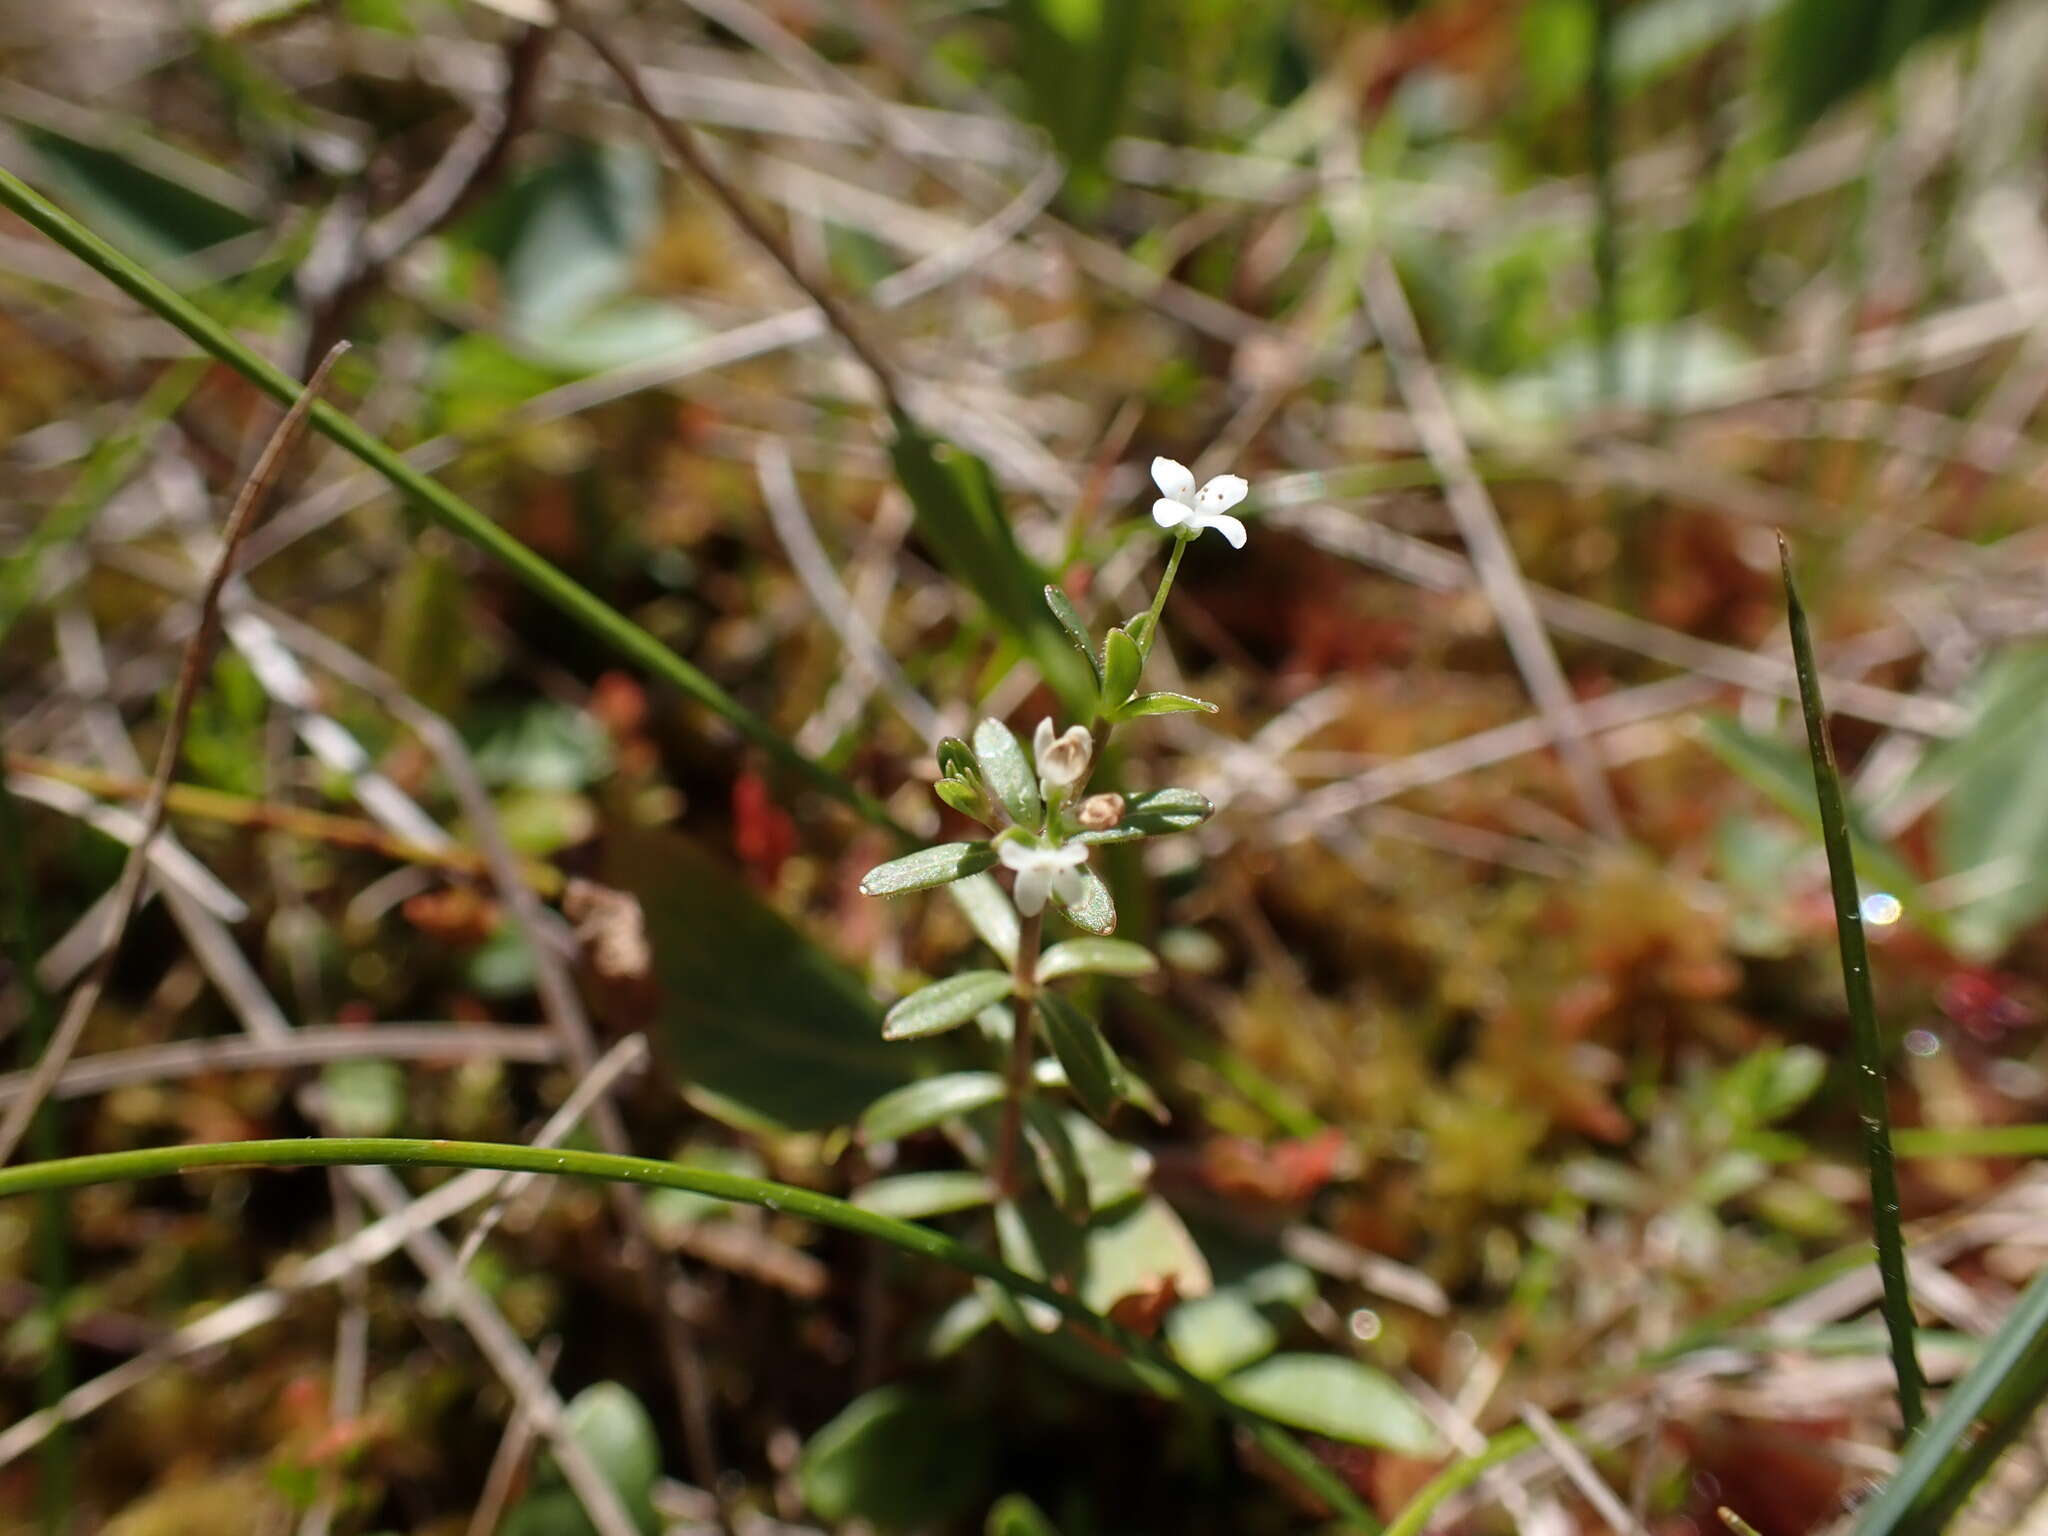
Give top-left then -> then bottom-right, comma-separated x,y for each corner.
1043,585 -> 1101,686
1050,863 -> 1116,935
1117,691 -> 1217,719
1123,611 -> 1156,651
860,842 -> 996,897
936,779 -> 994,823
1221,1356 -> 1441,1455
1038,993 -> 1129,1120
888,414 -> 1091,713
860,1072 -> 1006,1142
974,718 -> 1042,828
1022,1099 -> 1090,1218
1169,1292 -> 1279,1381
854,1171 -> 997,1219
1852,1264 -> 2048,1534
1038,938 -> 1158,983
1072,788 -> 1215,846
1100,627 -> 1141,709
948,873 -> 1020,966
1782,539 -> 1922,1437
884,971 -> 1015,1041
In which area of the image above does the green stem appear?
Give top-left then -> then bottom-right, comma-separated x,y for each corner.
1383,1426 -> 1538,1536
1781,537 -> 1923,1438
0,1136 -> 1376,1529
1141,533 -> 1191,658
0,165 -> 899,838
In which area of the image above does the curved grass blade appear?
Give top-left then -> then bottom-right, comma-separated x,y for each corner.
0,1137 -> 1376,1530
0,165 -> 896,835
1782,536 -> 1923,1436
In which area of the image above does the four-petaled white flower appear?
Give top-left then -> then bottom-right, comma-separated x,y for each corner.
1150,456 -> 1249,548
1032,718 -> 1092,792
998,838 -> 1090,917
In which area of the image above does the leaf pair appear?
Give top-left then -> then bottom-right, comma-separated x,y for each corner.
1046,584 -> 1216,723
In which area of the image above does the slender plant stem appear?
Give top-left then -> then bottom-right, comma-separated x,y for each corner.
0,774 -> 72,1531
0,165 -> 900,837
992,909 -> 1044,1198
1141,534 -> 1190,657
1781,535 -> 1923,1437
1383,1425 -> 1538,1536
1589,0 -> 1621,404
0,1136 -> 1376,1530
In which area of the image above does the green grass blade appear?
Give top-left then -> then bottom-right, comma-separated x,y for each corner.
0,164 -> 895,834
1853,1265 -> 2048,1533
1782,536 -> 1923,1436
0,1136 -> 1378,1531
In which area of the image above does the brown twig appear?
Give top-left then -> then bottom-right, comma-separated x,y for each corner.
0,343 -> 348,1167
296,27 -> 553,373
562,4 -> 908,419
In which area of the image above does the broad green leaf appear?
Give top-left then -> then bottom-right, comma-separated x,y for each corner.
860,842 -> 997,897
1065,1112 -> 1153,1212
503,1382 -> 662,1535
1220,1356 -> 1440,1455
1078,1194 -> 1213,1314
988,1493 -> 1062,1536
889,416 -> 1091,712
861,1071 -> 1006,1142
854,1171 -> 997,1219
615,832 -> 915,1132
1044,585 -> 1101,686
1038,993 -> 1129,1120
799,1386 -> 993,1532
884,971 -> 1015,1041
1168,1291 -> 1279,1381
1100,627 -> 1141,710
1072,788 -> 1215,846
1038,938 -> 1158,982
974,718 -> 1043,828
1118,691 -> 1217,719
1051,864 -> 1116,935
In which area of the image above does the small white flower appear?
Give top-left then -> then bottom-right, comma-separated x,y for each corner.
1150,456 -> 1249,548
1032,717 -> 1092,792
997,838 -> 1090,916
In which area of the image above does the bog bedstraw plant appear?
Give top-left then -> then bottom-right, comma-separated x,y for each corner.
858,456 -> 1247,1200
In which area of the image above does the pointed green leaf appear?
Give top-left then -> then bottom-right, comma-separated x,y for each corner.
1123,611 -> 1156,651
1043,585 -> 1101,686
888,414 -> 1091,712
1038,938 -> 1158,983
936,736 -> 978,780
860,1071 -> 1006,1142
1072,787 -> 1214,846
1050,862 -> 1116,935
1022,1098 -> 1090,1218
947,872 -> 1019,966
1220,1356 -> 1441,1455
884,971 -> 1015,1041
854,1171 -> 997,1219
1038,992 -> 1129,1120
859,842 -> 997,897
1065,1112 -> 1152,1212
1168,1292 -> 1279,1381
1118,691 -> 1217,719
1100,626 -> 1141,709
973,718 -> 1042,828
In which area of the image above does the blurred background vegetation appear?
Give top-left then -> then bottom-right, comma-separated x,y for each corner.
4,0 -> 2048,1531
